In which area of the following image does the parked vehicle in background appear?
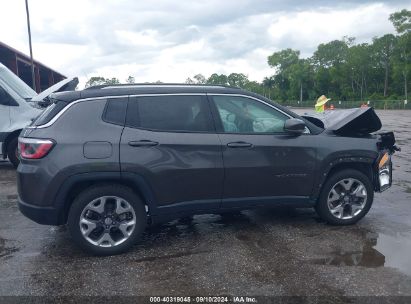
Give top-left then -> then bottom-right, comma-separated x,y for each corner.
17,84 -> 398,255
0,63 -> 78,167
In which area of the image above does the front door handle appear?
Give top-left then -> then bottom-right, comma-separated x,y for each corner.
227,142 -> 253,148
128,140 -> 159,147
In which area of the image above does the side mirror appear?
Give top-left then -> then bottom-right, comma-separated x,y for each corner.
284,118 -> 306,135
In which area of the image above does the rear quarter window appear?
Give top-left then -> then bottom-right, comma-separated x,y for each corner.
31,101 -> 67,126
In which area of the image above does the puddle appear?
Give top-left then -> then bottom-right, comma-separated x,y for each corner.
136,211 -> 256,250
145,212 -> 252,238
312,231 -> 411,277
375,232 -> 411,277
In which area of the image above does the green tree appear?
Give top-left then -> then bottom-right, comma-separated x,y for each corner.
314,67 -> 331,98
372,34 -> 397,97
126,76 -> 135,84
187,9 -> 411,105
262,76 -> 275,99
267,49 -> 314,101
185,77 -> 195,84
244,80 -> 264,95
85,76 -> 106,88
227,73 -> 249,88
85,77 -> 121,88
312,40 -> 350,67
390,9 -> 411,34
285,59 -> 312,102
105,78 -> 120,85
267,49 -> 300,101
207,73 -> 228,85
193,74 -> 207,84
392,32 -> 411,101
267,49 -> 299,71
347,43 -> 372,100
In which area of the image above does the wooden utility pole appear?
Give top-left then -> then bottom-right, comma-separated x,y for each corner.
25,0 -> 36,91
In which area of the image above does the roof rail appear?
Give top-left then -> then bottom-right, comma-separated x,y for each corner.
84,83 -> 241,90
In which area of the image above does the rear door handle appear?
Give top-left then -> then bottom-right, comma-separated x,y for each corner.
128,140 -> 159,147
227,142 -> 253,148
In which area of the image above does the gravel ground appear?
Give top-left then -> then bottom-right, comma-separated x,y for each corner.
0,109 -> 410,301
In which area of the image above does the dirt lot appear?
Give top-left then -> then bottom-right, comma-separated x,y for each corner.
0,110 -> 410,300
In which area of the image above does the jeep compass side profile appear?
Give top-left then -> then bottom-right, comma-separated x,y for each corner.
17,84 -> 396,255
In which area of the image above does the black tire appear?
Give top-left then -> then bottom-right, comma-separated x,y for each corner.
7,137 -> 19,168
315,169 -> 374,225
68,184 -> 147,255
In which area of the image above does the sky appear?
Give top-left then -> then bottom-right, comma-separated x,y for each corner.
1,0 -> 410,87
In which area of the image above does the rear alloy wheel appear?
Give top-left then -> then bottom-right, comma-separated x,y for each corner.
80,196 -> 136,247
316,169 -> 373,225
68,185 -> 146,255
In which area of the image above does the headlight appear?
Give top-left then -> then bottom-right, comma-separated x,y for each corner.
379,167 -> 390,188
378,153 -> 391,190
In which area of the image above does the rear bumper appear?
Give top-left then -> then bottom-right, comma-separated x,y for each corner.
18,197 -> 62,225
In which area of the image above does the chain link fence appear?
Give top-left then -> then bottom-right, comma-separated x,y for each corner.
279,100 -> 410,110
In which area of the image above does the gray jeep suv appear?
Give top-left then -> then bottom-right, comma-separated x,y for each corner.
17,84 -> 396,255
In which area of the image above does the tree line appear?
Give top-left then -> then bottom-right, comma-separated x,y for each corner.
86,9 -> 410,106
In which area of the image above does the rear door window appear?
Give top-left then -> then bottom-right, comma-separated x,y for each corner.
126,95 -> 214,132
102,97 -> 127,125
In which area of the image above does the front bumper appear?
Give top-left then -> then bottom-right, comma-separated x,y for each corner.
18,197 -> 62,225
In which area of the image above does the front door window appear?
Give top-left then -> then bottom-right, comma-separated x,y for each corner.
212,95 -> 289,134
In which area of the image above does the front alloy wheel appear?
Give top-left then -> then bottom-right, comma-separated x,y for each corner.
327,178 -> 367,220
316,169 -> 373,225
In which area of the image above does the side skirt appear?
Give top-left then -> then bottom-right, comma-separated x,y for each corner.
151,196 -> 313,225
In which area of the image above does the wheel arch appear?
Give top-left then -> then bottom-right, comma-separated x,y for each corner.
55,172 -> 157,224
312,157 -> 375,203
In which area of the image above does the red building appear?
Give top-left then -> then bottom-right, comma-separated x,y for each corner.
0,41 -> 66,93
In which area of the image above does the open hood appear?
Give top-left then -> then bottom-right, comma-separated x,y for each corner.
302,107 -> 382,135
31,77 -> 79,106
0,62 -> 37,101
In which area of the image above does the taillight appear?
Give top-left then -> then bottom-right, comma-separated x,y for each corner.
18,137 -> 55,159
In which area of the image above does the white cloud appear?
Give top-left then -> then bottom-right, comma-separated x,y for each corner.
267,3 -> 400,57
1,0 -> 410,88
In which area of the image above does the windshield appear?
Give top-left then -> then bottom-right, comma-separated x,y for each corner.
0,63 -> 37,100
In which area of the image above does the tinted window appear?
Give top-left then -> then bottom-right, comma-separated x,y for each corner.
31,101 -> 67,126
0,86 -> 16,106
103,98 -> 127,125
211,95 -> 289,133
126,95 -> 213,132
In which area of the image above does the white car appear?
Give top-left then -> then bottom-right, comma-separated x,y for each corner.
0,63 -> 78,167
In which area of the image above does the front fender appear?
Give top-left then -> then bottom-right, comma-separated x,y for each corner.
311,153 -> 377,201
